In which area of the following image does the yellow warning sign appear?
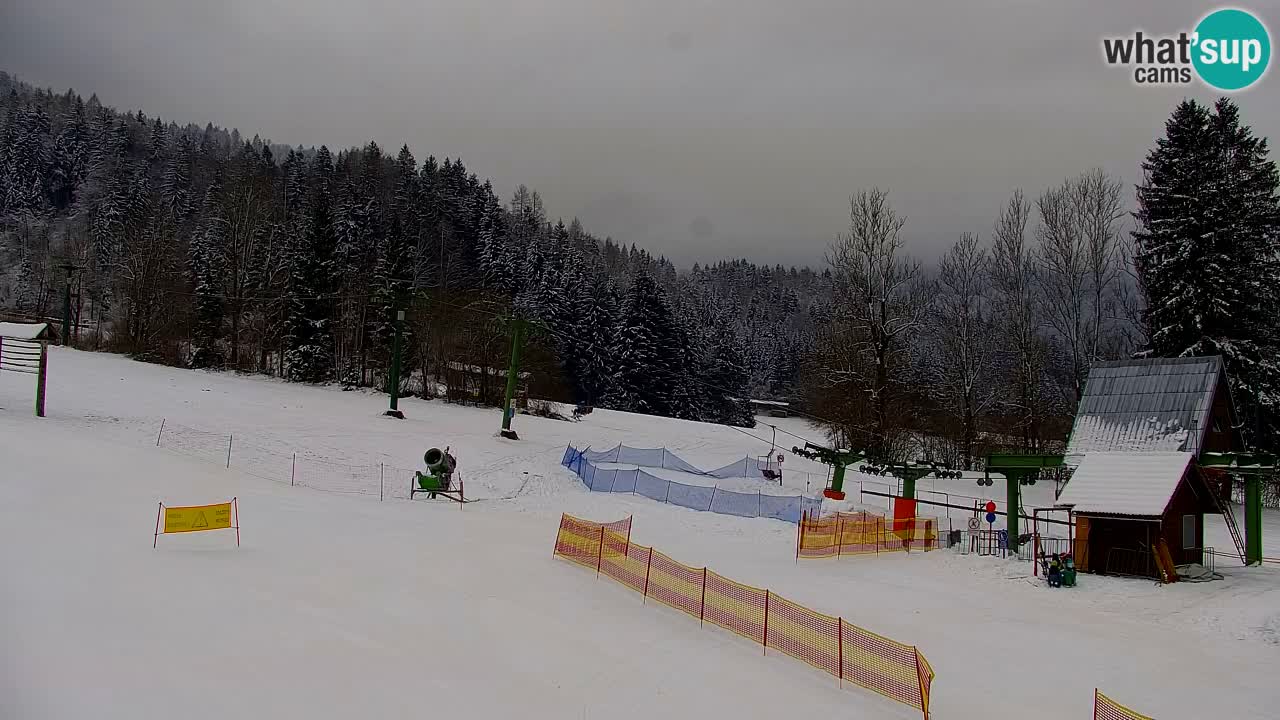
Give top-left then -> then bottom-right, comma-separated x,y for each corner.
164,502 -> 233,534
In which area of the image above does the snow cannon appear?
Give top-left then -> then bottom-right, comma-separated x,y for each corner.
413,447 -> 462,501
423,448 -> 456,479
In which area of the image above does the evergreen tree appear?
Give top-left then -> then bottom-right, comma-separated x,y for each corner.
284,147 -> 337,382
190,180 -> 226,368
705,322 -> 755,427
49,95 -> 86,211
609,271 -> 683,416
576,277 -> 618,404
1134,98 -> 1280,444
4,105 -> 51,213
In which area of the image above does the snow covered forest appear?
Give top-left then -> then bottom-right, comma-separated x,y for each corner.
2,72 -> 1277,462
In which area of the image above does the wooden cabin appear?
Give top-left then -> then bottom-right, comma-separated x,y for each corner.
1056,356 -> 1241,580
1057,452 -> 1221,578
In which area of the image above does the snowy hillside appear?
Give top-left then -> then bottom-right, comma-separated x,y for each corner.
3,347 -> 1279,719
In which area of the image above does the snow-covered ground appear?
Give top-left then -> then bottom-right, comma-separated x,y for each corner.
2,347 -> 1279,719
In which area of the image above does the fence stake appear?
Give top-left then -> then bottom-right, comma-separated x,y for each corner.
699,567 -> 707,626
837,618 -> 843,684
553,516 -> 563,558
796,511 -> 803,563
762,590 -> 770,654
380,463 -> 384,501
155,418 -> 166,447
837,513 -> 843,559
595,527 -> 605,578
708,486 -> 716,512
642,550 -> 652,604
291,453 -> 296,486
758,490 -> 762,518
917,647 -> 928,720
226,434 -> 233,469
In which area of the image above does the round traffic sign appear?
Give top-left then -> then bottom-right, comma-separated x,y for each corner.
986,512 -> 997,524
984,501 -> 997,513
777,453 -> 784,463
967,517 -> 980,531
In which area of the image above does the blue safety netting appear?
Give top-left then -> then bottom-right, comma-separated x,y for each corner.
709,487 -> 763,518
581,443 -> 759,478
561,444 -> 820,524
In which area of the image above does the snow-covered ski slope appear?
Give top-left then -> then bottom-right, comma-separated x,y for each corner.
2,347 -> 1278,719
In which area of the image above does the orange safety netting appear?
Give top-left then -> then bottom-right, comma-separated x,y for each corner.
1095,690 -> 1154,720
554,513 -> 935,719
798,510 -> 939,559
553,513 -> 632,570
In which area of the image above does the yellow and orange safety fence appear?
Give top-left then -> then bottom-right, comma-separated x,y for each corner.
553,513 -> 935,719
798,510 -> 940,559
1094,690 -> 1153,720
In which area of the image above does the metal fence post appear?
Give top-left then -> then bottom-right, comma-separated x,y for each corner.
291,453 -> 296,486
837,618 -> 843,684
762,590 -> 770,654
595,527 -> 605,578
226,434 -> 233,468
155,418 -> 166,446
642,551 -> 653,604
380,463 -> 384,501
699,567 -> 708,626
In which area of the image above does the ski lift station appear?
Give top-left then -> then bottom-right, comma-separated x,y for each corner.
1056,356 -> 1263,579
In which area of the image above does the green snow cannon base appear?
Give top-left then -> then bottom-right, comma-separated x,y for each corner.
412,448 -> 465,502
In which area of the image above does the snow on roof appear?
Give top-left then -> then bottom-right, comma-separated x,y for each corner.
1055,451 -> 1193,517
1065,356 -> 1223,458
0,322 -> 49,341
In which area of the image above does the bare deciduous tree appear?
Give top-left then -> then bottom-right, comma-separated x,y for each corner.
1036,170 -> 1124,402
816,188 -> 932,458
991,190 -> 1052,450
930,232 -> 997,469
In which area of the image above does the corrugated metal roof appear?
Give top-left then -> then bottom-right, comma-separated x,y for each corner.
1065,356 -> 1222,457
1055,451 -> 1193,517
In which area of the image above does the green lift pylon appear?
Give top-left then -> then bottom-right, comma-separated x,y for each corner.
384,309 -> 406,419
1200,451 -> 1273,565
59,263 -> 79,346
500,317 -> 526,440
790,443 -> 868,500
983,453 -> 1063,554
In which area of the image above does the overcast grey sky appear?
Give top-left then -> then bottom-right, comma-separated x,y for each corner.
3,1 -> 1278,266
